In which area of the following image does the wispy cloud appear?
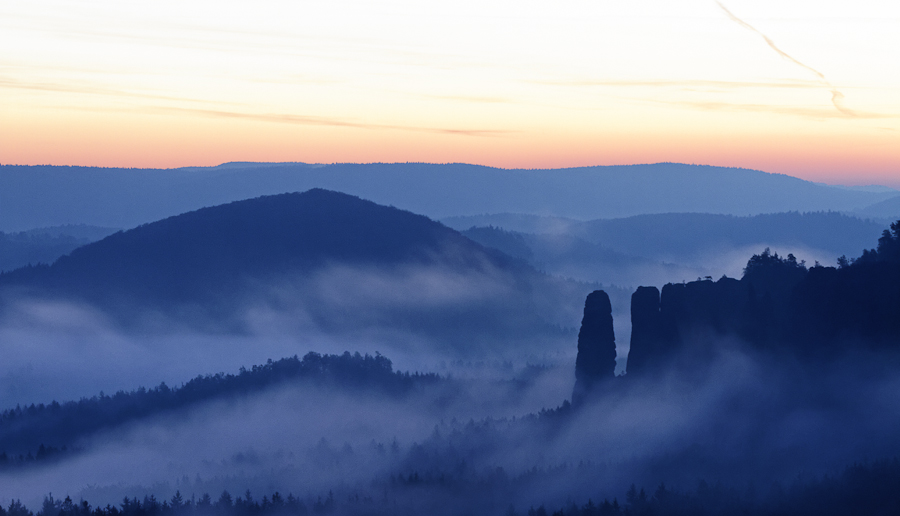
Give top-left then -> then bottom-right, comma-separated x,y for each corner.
715,1 -> 857,117
528,77 -> 899,120
534,78 -> 821,91
655,97 -> 897,120
0,76 -> 229,106
0,75 -> 511,137
423,94 -> 511,104
147,105 -> 513,137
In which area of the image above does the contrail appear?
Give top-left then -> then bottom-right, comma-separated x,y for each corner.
715,1 -> 855,116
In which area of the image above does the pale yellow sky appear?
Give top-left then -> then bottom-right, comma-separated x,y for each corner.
2,0 -> 898,185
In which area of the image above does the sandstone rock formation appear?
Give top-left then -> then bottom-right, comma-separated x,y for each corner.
572,290 -> 616,404
624,286 -> 663,376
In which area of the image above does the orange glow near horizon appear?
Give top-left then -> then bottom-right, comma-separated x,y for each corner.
4,112 -> 897,187
2,0 -> 899,187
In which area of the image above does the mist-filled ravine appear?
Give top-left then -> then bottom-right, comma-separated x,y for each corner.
2,189 -> 900,516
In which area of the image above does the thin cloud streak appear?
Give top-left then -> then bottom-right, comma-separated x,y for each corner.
0,75 -> 511,137
658,97 -> 896,120
715,1 -> 858,117
421,94 -> 511,104
535,78 -> 821,90
0,76 -> 234,106
8,12 -> 478,74
148,105 -> 513,137
528,78 -> 895,121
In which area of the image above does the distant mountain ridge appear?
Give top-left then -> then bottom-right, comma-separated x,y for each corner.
0,189 -> 591,349
2,162 -> 896,230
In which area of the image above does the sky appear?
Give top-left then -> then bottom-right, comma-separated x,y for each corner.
1,0 -> 899,186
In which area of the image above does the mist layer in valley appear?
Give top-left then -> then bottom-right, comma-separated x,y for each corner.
0,190 -> 605,407
2,187 -> 900,515
447,211 -> 888,287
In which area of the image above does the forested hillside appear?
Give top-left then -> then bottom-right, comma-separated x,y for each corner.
0,190 -> 595,353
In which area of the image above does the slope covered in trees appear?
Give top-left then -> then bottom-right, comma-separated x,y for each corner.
4,186 -> 900,516
623,220 -> 900,377
6,438 -> 900,516
0,352 -> 435,460
0,189 -> 509,303
8,458 -> 900,516
0,190 -> 592,347
5,218 -> 900,514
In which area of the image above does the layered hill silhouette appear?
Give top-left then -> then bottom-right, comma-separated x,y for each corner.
448,212 -> 885,262
453,212 -> 886,287
0,189 -> 588,348
460,225 -> 686,288
0,225 -> 118,273
572,212 -> 888,262
0,189 -> 501,300
856,195 -> 900,222
2,162 -> 897,230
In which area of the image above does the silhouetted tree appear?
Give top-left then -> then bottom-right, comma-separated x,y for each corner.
7,500 -> 32,516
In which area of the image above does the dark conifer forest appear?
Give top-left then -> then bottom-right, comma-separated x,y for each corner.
0,352 -> 436,460
6,458 -> 900,516
2,189 -> 900,516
